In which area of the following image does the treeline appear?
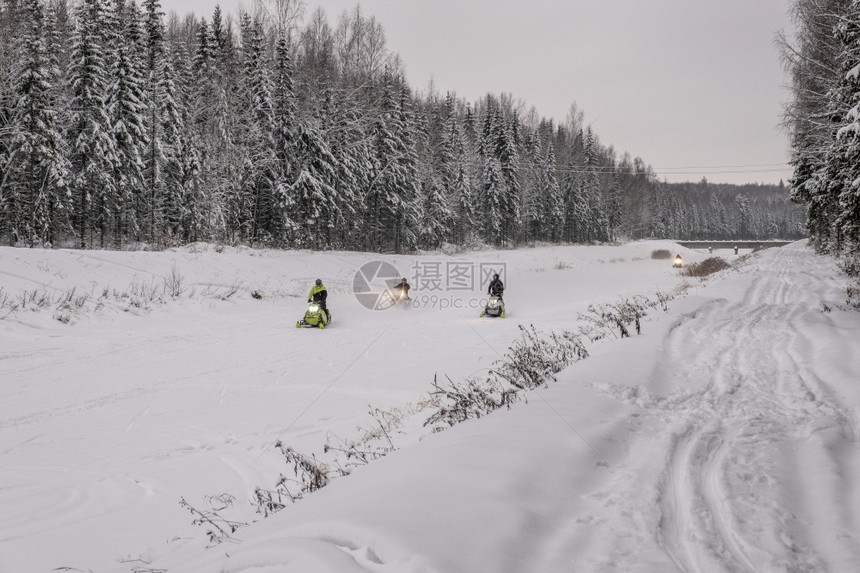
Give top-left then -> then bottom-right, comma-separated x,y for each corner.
1,0 -> 801,252
781,0 -> 860,272
653,180 -> 805,241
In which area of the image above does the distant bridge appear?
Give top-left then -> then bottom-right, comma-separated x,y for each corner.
675,240 -> 797,250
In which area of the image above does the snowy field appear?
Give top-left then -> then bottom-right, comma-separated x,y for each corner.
1,240 -> 858,572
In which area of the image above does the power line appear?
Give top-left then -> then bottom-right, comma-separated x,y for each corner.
654,168 -> 790,175
654,162 -> 789,170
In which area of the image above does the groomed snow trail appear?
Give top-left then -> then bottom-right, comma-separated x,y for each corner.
643,246 -> 859,572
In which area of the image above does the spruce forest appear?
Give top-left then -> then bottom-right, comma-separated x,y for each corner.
782,0 -> 860,274
1,0 -> 804,252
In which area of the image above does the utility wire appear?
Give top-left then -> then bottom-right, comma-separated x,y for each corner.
654,162 -> 789,169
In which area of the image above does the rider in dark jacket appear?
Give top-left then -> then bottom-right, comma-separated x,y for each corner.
487,274 -> 504,298
393,278 -> 411,300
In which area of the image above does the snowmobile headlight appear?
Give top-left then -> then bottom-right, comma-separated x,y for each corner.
309,304 -> 320,312
489,298 -> 499,306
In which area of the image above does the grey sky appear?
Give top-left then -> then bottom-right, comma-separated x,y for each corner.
163,0 -> 795,185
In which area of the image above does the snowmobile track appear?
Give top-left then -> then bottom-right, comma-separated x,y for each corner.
653,247 -> 859,572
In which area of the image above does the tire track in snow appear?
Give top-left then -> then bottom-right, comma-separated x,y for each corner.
655,297 -> 763,573
578,248 -> 856,571
659,422 -> 758,573
651,247 -> 858,572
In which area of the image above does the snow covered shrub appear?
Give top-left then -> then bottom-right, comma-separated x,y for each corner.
324,407 -> 403,473
491,325 -> 588,390
0,289 -> 27,311
578,295 -> 661,340
424,297 -> 676,432
425,326 -> 589,431
681,257 -> 731,277
253,486 -> 287,517
254,400 -> 438,517
53,287 -> 90,323
201,281 -> 241,300
424,374 -> 522,429
18,289 -> 52,309
179,494 -> 247,546
650,249 -> 672,259
122,280 -> 165,309
253,442 -> 330,516
655,290 -> 673,311
673,281 -> 692,297
163,264 -> 186,298
2,286 -> 90,323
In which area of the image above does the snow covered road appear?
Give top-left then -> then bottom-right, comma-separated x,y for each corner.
655,246 -> 860,572
582,244 -> 860,572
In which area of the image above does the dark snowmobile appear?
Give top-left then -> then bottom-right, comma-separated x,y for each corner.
480,295 -> 505,318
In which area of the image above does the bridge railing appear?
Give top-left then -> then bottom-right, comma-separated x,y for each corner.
675,240 -> 797,250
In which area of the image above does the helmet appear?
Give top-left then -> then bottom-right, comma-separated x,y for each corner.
401,278 -> 407,283
315,278 -> 322,286
493,273 -> 499,280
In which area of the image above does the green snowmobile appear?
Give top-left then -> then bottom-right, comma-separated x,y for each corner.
297,300 -> 330,329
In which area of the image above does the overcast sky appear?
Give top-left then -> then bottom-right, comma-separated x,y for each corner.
162,0 -> 795,185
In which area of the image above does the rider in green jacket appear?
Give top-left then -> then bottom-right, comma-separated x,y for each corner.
308,279 -> 329,322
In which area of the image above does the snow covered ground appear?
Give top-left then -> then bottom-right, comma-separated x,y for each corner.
1,240 -> 858,572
